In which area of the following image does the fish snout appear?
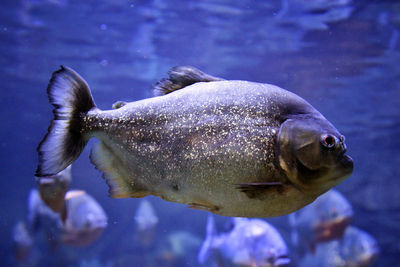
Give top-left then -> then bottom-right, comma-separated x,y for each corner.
338,135 -> 347,153
336,135 -> 352,166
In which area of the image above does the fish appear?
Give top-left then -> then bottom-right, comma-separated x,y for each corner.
36,65 -> 353,217
11,221 -> 33,262
337,226 -> 380,267
36,165 -> 72,220
157,230 -> 202,267
27,189 -> 64,251
198,215 -> 290,267
134,199 -> 159,231
289,189 -> 353,253
299,226 -> 379,267
134,199 -> 159,247
27,189 -> 107,247
61,190 -> 108,247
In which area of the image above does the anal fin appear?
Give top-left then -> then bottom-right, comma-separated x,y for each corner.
90,142 -> 149,198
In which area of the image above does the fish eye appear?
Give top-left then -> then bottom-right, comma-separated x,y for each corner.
330,207 -> 338,218
321,134 -> 336,148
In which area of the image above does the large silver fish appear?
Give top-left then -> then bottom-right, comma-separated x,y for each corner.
36,66 -> 353,217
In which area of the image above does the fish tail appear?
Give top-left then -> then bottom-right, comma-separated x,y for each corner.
198,215 -> 217,264
36,66 -> 96,177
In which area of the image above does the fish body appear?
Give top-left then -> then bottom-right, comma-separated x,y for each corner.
134,199 -> 159,231
157,230 -> 203,267
36,66 -> 353,217
156,231 -> 202,267
198,215 -> 290,266
290,189 -> 353,253
134,199 -> 159,247
61,190 -> 108,247
299,226 -> 379,267
36,165 -> 72,218
164,231 -> 202,258
27,189 -> 62,237
27,189 -> 107,247
11,221 -> 33,262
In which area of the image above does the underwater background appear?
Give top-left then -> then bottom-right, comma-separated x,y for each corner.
1,0 -> 399,266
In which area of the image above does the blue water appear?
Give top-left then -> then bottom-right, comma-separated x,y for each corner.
1,0 -> 399,266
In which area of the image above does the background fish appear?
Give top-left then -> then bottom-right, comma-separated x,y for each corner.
36,65 -> 353,217
11,221 -> 33,262
134,199 -> 159,231
27,189 -> 107,248
61,190 -> 108,247
289,189 -> 353,254
36,165 -> 72,220
156,230 -> 202,267
134,199 -> 159,247
299,226 -> 380,267
198,215 -> 290,267
27,189 -> 63,246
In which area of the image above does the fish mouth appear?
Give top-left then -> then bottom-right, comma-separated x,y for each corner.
339,154 -> 354,174
326,154 -> 353,183
359,252 -> 379,265
273,255 -> 291,266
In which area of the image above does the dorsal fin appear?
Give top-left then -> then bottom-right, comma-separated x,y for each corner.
153,66 -> 224,96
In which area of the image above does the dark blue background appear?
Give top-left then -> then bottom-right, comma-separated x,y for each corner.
1,0 -> 399,266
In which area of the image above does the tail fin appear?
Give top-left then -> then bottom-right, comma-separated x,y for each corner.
36,66 -> 96,177
198,215 -> 217,264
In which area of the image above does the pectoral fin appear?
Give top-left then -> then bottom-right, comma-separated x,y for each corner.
236,182 -> 287,199
188,202 -> 220,213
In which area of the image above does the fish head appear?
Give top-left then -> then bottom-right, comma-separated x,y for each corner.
277,116 -> 353,195
258,243 -> 291,267
293,189 -> 353,245
316,190 -> 353,221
